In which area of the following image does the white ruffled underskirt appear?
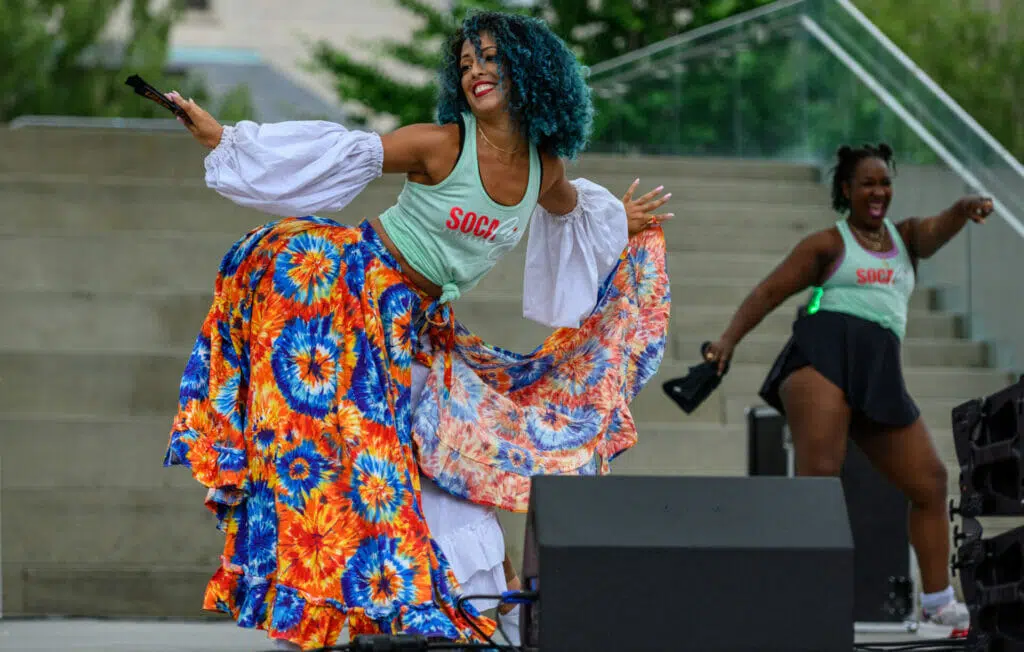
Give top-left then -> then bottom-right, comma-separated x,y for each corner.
411,358 -> 508,612
420,476 -> 508,612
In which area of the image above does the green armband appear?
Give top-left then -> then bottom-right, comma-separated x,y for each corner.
807,287 -> 823,315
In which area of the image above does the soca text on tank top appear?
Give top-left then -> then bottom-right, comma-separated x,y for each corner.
377,112 -> 543,302
815,218 -> 916,339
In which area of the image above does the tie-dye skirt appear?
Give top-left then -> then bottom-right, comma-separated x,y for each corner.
164,217 -> 669,650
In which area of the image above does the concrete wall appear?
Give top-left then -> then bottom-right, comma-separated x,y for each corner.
889,164 -> 1024,372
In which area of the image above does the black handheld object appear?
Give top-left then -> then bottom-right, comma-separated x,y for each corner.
661,341 -> 729,414
124,74 -> 193,125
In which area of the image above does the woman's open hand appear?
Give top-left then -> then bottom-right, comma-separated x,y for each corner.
167,91 -> 224,150
622,179 -> 673,237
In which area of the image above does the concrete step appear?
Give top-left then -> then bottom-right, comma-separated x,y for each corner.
0,230 -> 939,305
0,289 -> 950,354
0,130 -> 208,179
0,382 -> 984,465
0,349 -> 1010,420
569,154 -> 821,182
643,364 -> 1014,408
1,563 -> 224,618
0,232 -> 242,294
0,412 -> 972,491
453,289 -> 937,349
596,176 -> 828,206
0,178 -> 837,236
0,174 -> 825,236
589,372 -> 986,427
1,291 -> 225,354
0,177 -> 394,236
1,487 -> 218,566
660,305 -> 962,340
663,281 -> 936,312
0,411 -> 983,548
0,415 -> 188,489
616,420 -> 982,500
671,335 -> 988,368
0,180 -> 826,258
0,408 -> 993,497
546,173 -> 828,206
0,232 -> 523,295
0,128 -> 819,182
657,225 -> 815,253
721,396 -> 973,433
672,201 -> 831,228
0,618 -> 273,648
0,351 -> 184,417
631,364 -> 998,425
0,164 -> 823,214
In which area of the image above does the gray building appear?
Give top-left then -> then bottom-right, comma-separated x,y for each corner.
107,0 -> 448,123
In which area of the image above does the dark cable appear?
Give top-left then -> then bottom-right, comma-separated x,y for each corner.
455,590 -> 538,651
269,591 -> 537,652
492,589 -> 538,648
492,612 -> 511,649
455,593 -> 505,649
293,636 -> 520,652
427,644 -> 520,650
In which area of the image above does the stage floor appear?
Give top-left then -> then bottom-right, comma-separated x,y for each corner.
0,618 -> 927,651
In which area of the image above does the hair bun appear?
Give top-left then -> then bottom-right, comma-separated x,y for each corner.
877,142 -> 894,158
836,145 -> 853,160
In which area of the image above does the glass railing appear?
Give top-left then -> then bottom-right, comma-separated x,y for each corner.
587,0 -> 937,163
587,0 -> 1024,374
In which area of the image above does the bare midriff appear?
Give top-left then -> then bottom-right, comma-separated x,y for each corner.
370,217 -> 444,299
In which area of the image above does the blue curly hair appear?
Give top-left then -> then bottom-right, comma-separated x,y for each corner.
436,11 -> 594,160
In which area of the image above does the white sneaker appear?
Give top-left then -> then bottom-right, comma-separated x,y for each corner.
498,604 -> 521,646
918,600 -> 970,639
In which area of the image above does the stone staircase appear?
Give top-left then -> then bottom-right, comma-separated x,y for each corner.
0,128 -> 1017,618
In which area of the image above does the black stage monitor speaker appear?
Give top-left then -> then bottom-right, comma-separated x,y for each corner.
520,475 -> 855,652
747,406 -> 912,623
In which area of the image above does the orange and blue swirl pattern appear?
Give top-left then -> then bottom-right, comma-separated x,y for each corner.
165,218 -> 493,650
412,226 -> 671,512
164,216 -> 670,649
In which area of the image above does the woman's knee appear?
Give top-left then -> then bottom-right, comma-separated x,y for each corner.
796,452 -> 845,477
906,462 -> 948,508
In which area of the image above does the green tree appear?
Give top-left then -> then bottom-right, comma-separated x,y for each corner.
855,0 -> 1024,160
312,0 -> 1013,165
0,0 -> 253,123
584,0 -> 948,164
543,0 -> 774,65
309,0 -> 516,128
309,0 -> 775,128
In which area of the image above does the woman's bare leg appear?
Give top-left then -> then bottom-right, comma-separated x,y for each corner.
852,417 -> 951,594
779,366 -> 852,476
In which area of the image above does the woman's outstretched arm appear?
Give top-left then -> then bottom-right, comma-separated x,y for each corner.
170,92 -> 448,216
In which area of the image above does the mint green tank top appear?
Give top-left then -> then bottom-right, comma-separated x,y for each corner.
815,219 -> 916,339
377,112 -> 542,304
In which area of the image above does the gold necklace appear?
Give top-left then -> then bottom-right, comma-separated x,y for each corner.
850,223 -> 885,251
478,125 -> 520,155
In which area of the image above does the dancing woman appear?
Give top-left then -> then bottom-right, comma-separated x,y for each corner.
163,11 -> 672,651
705,143 -> 991,637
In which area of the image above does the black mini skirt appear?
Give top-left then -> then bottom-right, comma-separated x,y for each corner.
758,310 -> 921,428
